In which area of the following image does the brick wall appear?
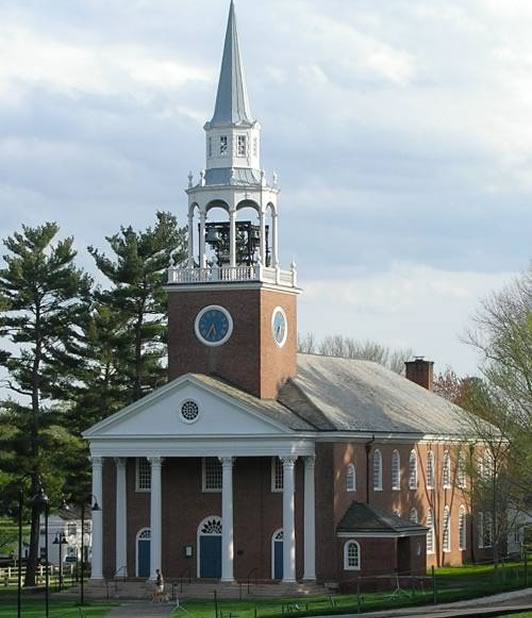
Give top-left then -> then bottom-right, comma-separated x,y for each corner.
167,286 -> 298,399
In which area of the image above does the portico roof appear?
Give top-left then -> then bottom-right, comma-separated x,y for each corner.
337,502 -> 427,536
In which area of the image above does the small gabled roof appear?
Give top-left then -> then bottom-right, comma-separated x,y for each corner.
337,502 -> 427,535
210,1 -> 253,126
284,354 -> 471,435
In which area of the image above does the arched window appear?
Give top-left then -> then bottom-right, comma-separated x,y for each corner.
410,508 -> 418,524
373,449 -> 383,491
409,450 -> 417,490
426,509 -> 434,554
443,505 -> 451,552
443,450 -> 451,488
391,450 -> 401,490
459,506 -> 467,550
343,540 -> 361,570
426,450 -> 435,489
346,464 -> 356,493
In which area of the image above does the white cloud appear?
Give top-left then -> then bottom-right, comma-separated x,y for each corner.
299,264 -> 515,374
0,26 -> 213,102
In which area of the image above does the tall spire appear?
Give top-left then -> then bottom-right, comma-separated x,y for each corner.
210,1 -> 253,126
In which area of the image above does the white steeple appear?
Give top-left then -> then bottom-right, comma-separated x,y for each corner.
210,0 -> 253,126
203,1 -> 261,180
168,1 -> 297,291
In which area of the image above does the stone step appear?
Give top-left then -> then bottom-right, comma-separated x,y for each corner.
58,580 -> 329,601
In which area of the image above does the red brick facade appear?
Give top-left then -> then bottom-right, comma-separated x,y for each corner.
101,439 -> 487,582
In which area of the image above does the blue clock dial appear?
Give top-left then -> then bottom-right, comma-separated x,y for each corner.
272,307 -> 288,347
195,305 -> 233,346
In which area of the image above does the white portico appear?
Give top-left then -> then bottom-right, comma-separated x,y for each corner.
84,374 -> 317,584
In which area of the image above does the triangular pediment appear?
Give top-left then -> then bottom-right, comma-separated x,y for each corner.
83,374 -> 291,439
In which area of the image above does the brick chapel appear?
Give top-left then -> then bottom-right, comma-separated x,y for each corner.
84,1 -> 494,590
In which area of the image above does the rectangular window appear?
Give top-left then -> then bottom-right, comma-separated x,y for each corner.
484,513 -> 493,547
237,135 -> 247,156
426,510 -> 434,554
443,507 -> 451,552
202,457 -> 222,492
67,523 -> 77,537
271,457 -> 283,492
457,455 -> 466,488
220,136 -> 228,155
478,512 -> 484,548
208,137 -> 212,157
136,457 -> 151,492
253,137 -> 258,157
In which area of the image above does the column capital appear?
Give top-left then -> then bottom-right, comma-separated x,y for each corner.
114,457 -> 127,467
147,456 -> 164,467
280,455 -> 298,467
90,456 -> 104,467
304,454 -> 316,468
219,456 -> 235,467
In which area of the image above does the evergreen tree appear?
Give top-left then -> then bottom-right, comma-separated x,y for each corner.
0,223 -> 91,586
88,211 -> 186,403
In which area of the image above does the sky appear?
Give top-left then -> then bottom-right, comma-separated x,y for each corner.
0,0 -> 530,376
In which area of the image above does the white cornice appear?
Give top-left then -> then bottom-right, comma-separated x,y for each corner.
164,282 -> 302,295
89,437 -> 315,459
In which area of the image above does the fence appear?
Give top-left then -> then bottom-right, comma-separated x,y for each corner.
1,563 -> 76,588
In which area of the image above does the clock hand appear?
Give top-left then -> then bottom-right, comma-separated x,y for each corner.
207,323 -> 217,339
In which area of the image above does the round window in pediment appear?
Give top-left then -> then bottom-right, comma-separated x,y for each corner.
180,400 -> 199,424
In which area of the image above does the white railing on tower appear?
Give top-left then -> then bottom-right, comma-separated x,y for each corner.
167,264 -> 297,287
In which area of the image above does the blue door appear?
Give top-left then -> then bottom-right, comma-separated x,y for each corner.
274,540 -> 283,580
200,536 -> 222,579
138,539 -> 150,578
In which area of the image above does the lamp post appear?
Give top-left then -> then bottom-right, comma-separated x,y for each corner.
17,487 -> 24,618
80,495 -> 101,607
33,487 -> 50,618
52,532 -> 68,591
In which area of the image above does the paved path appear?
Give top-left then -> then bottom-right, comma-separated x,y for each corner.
106,601 -> 175,617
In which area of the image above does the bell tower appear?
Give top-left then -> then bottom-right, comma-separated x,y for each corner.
166,1 -> 300,400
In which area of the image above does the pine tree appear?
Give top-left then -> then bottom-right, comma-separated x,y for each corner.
0,223 -> 92,586
88,211 -> 186,403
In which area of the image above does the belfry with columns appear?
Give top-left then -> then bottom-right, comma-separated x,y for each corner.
84,1 -> 480,595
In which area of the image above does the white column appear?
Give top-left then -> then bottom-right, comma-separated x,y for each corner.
259,210 -> 266,264
303,456 -> 316,581
148,457 -> 163,581
187,212 -> 194,266
220,457 -> 235,582
281,456 -> 297,583
272,212 -> 279,267
90,456 -> 104,580
114,458 -> 127,577
229,209 -> 237,268
199,210 -> 206,268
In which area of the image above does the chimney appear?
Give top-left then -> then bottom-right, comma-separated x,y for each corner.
405,356 -> 434,391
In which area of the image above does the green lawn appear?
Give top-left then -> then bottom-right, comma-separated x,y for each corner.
0,599 -> 113,618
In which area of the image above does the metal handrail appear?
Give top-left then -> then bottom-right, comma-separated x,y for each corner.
178,567 -> 192,593
113,565 -> 127,592
246,567 -> 258,594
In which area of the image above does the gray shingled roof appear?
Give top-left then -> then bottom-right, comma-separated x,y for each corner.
277,354 -> 471,435
210,1 -> 253,126
337,502 -> 427,534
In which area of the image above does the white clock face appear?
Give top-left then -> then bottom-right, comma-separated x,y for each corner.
271,307 -> 288,348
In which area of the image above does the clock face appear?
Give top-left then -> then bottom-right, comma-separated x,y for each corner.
272,307 -> 288,347
194,305 -> 233,347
